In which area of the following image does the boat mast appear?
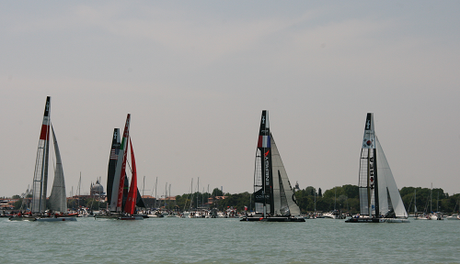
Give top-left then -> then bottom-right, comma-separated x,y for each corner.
430,183 -> 433,212
77,173 -> 81,208
154,176 -> 158,208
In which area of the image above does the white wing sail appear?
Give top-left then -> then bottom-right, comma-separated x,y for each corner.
375,136 -> 408,218
49,125 -> 67,213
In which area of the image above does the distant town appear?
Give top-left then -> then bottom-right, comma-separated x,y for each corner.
2,180 -> 459,215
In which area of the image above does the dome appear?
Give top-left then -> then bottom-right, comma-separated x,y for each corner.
91,180 -> 104,194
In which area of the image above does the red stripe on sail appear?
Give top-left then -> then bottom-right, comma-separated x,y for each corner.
39,124 -> 50,140
257,135 -> 263,148
124,138 -> 137,215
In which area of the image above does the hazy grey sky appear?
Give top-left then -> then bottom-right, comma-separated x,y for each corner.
1,1 -> 460,198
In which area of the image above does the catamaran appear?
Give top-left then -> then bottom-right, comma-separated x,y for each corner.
96,114 -> 145,220
345,113 -> 409,223
241,110 -> 305,222
10,96 -> 76,222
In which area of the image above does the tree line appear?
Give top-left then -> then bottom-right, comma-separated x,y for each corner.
8,185 -> 460,214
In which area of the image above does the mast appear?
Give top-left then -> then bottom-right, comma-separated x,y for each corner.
77,173 -> 81,208
430,183 -> 433,212
197,177 -> 199,208
154,177 -> 158,208
165,182 -> 168,209
190,178 -> 193,209
32,96 -> 51,214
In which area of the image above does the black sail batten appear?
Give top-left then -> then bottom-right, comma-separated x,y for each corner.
106,128 -> 120,205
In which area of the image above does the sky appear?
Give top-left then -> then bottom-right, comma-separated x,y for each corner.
1,1 -> 460,198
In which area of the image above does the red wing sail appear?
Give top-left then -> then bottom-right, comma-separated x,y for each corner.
124,138 -> 137,215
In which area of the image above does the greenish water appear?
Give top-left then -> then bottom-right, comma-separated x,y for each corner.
1,217 -> 460,263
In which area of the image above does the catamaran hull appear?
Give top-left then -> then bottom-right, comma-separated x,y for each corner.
35,217 -> 77,222
118,216 -> 144,220
240,216 -> 305,222
94,214 -> 120,219
345,217 -> 409,223
8,216 -> 36,221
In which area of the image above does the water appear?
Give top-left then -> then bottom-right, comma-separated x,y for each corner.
1,217 -> 460,263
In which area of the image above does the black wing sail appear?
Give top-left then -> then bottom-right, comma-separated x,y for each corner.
106,128 -> 120,205
254,110 -> 274,216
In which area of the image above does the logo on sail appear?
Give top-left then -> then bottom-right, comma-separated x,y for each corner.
369,157 -> 375,189
265,153 -> 270,186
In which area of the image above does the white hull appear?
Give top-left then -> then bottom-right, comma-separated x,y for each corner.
446,214 -> 460,220
380,218 -> 410,223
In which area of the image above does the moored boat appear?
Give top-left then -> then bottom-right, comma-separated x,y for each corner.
446,214 -> 460,220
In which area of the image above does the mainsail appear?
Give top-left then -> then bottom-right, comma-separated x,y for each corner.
358,113 -> 408,218
124,138 -> 138,215
31,96 -> 51,214
48,125 -> 67,213
106,128 -> 120,205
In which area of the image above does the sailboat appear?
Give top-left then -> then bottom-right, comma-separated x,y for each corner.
345,113 -> 409,223
96,114 -> 144,220
11,96 -> 76,222
241,110 -> 305,222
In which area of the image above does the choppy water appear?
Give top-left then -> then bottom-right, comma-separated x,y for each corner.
1,217 -> 460,263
